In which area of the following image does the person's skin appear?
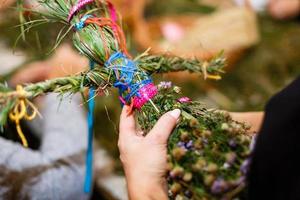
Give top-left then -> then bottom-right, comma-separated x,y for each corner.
268,0 -> 300,19
230,112 -> 264,133
119,108 -> 264,200
119,106 -> 181,200
0,0 -> 15,11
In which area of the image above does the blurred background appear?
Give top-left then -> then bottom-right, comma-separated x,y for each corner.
1,0 -> 300,199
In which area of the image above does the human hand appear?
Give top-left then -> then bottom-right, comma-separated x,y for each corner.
118,106 -> 181,200
268,0 -> 300,19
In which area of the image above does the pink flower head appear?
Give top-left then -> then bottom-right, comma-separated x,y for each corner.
177,97 -> 191,103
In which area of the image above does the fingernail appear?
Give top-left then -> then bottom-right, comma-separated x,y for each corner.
169,109 -> 181,119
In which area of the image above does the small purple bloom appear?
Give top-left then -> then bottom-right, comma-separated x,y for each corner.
228,139 -> 237,148
158,81 -> 172,89
240,159 -> 251,175
184,190 -> 193,198
185,140 -> 193,149
177,141 -> 185,148
211,178 -> 228,194
177,97 -> 192,103
169,171 -> 177,179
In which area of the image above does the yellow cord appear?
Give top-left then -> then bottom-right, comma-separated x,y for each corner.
201,61 -> 222,81
9,85 -> 38,148
206,74 -> 222,80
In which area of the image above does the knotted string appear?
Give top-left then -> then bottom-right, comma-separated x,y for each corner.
74,14 -> 93,30
9,85 -> 38,147
105,52 -> 158,112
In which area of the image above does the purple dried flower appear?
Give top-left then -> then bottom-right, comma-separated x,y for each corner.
185,140 -> 193,149
177,97 -> 192,103
184,190 -> 193,198
177,141 -> 185,148
228,139 -> 237,148
211,178 -> 228,194
240,159 -> 251,175
158,81 -> 172,89
169,171 -> 176,179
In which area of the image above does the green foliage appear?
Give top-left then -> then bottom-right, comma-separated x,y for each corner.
0,83 -> 14,127
138,84 -> 250,199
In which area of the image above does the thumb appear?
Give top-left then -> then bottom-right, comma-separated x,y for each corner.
147,109 -> 181,144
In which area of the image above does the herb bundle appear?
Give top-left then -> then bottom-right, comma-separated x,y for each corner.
0,0 -> 251,199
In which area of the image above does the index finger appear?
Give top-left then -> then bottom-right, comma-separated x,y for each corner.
119,105 -> 136,139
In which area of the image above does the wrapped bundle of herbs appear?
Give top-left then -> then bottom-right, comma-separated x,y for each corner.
141,82 -> 251,199
0,0 -> 251,199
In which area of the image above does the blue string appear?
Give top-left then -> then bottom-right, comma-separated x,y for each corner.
105,52 -> 153,104
74,14 -> 93,31
84,60 -> 95,193
75,15 -> 153,193
75,14 -> 95,194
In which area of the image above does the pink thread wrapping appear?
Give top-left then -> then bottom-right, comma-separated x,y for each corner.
133,83 -> 158,109
177,97 -> 191,103
107,1 -> 117,23
107,1 -> 118,31
119,96 -> 126,105
68,0 -> 94,22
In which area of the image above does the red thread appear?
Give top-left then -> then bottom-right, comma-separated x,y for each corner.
85,17 -> 130,58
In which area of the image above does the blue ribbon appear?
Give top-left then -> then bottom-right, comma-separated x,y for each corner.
105,52 -> 153,104
84,60 -> 95,193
